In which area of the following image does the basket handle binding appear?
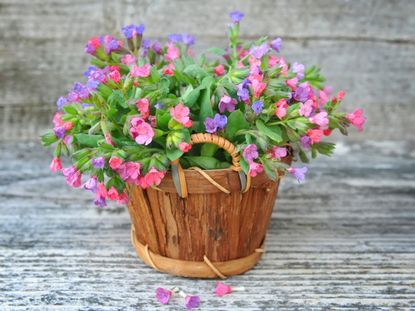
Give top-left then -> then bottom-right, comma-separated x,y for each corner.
171,133 -> 249,198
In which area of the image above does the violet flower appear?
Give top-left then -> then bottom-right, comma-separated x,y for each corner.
168,33 -> 183,43
252,100 -> 264,114
53,126 -> 66,139
121,24 -> 144,39
155,287 -> 172,305
218,95 -> 236,113
151,41 -> 162,54
92,157 -> 105,169
56,97 -> 67,110
182,33 -> 195,46
270,37 -> 282,52
292,62 -> 305,80
237,79 -> 250,101
184,295 -> 200,310
287,166 -> 308,183
250,43 -> 269,59
205,114 -> 227,133
229,11 -> 244,23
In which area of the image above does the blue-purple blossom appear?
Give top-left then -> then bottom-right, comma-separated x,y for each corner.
229,11 -> 244,23
294,82 -> 311,102
140,39 -> 151,56
154,102 -> 164,110
182,33 -> 195,46
300,135 -> 312,149
83,66 -> 97,77
152,41 -> 162,54
252,100 -> 264,114
287,166 -> 308,183
94,196 -> 107,207
56,96 -> 68,110
205,113 -> 227,133
168,33 -> 182,43
270,37 -> 282,52
218,95 -> 236,113
184,295 -> 201,310
73,82 -> 90,99
121,24 -> 145,39
87,79 -> 100,90
83,176 -> 97,192
250,43 -> 269,59
105,39 -> 120,54
292,62 -> 305,80
92,157 -> 105,169
237,79 -> 250,101
54,126 -> 66,139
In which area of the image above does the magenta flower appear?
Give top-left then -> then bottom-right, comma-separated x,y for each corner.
144,167 -> 165,187
218,95 -> 236,113
270,37 -> 282,52
170,103 -> 190,126
286,77 -> 299,91
156,287 -> 172,305
184,295 -> 200,310
121,54 -> 136,66
251,78 -> 266,98
84,36 -> 101,55
108,70 -> 121,83
299,100 -> 314,117
243,144 -> 258,163
130,117 -> 155,145
307,129 -> 323,144
229,11 -> 244,23
152,41 -> 162,54
346,108 -> 366,131
214,64 -> 225,76
130,64 -> 151,78
309,111 -> 329,128
92,157 -> 105,169
294,82 -> 311,102
49,157 -> 62,172
270,146 -> 287,159
215,282 -> 232,297
62,166 -> 82,188
249,162 -> 263,177
178,142 -> 192,153
109,156 -> 123,170
300,135 -> 312,149
107,186 -> 119,201
287,166 -> 308,183
166,42 -> 180,62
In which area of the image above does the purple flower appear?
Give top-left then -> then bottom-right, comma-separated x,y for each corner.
122,24 -> 144,39
73,82 -> 90,99
237,79 -> 250,101
155,288 -> 172,305
154,102 -> 164,110
218,95 -> 237,113
94,196 -> 107,207
250,43 -> 269,59
81,103 -> 93,109
294,82 -> 311,102
287,166 -> 308,183
270,37 -> 282,52
229,11 -> 244,23
300,135 -> 312,150
83,66 -> 97,77
53,126 -> 66,139
140,39 -> 151,56
87,79 -> 100,90
67,91 -> 79,103
205,114 -> 227,133
83,176 -> 97,192
92,157 -> 105,169
252,100 -> 264,114
56,96 -> 67,110
292,62 -> 305,80
168,33 -> 182,43
184,295 -> 200,310
182,33 -> 195,46
151,41 -> 162,54
243,144 -> 258,163
103,35 -> 120,54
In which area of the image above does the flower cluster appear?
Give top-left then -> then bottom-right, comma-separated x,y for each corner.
41,11 -> 365,206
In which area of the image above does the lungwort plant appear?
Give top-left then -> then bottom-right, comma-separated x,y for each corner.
41,11 -> 366,207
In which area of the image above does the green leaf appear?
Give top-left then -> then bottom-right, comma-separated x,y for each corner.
166,147 -> 183,161
201,143 -> 219,157
299,149 -> 310,163
74,134 -> 103,147
225,110 -> 249,139
156,109 -> 171,130
63,105 -> 79,115
198,88 -> 213,131
40,130 -> 58,146
256,120 -> 283,143
312,142 -> 336,157
184,156 -> 223,169
287,117 -> 311,134
240,157 -> 249,175
261,157 -> 277,181
182,85 -> 200,107
286,127 -> 300,141
183,64 -> 208,80
108,90 -> 128,108
207,47 -> 227,56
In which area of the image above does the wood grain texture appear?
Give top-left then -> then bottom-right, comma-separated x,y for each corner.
1,140 -> 415,309
0,0 -> 414,141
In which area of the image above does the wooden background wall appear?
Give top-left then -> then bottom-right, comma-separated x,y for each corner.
0,0 -> 414,141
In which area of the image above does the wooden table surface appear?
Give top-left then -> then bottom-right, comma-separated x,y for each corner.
1,141 -> 414,310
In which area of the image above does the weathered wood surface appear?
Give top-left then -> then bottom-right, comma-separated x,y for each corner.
1,140 -> 415,310
0,0 -> 415,141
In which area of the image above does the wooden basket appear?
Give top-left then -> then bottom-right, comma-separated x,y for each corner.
126,133 -> 289,279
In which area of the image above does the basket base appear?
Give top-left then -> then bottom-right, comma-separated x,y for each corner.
130,225 -> 264,279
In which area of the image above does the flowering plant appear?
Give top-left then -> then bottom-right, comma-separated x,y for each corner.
41,11 -> 365,207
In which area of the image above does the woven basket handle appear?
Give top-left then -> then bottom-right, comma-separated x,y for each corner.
171,133 -> 248,198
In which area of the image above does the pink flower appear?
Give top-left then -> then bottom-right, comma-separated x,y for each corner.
214,64 -> 225,76
117,192 -> 129,204
156,287 -> 172,305
136,98 -> 150,119
243,144 -> 258,163
333,90 -> 346,104
130,64 -> 151,78
184,295 -> 200,310
130,117 -> 154,145
251,78 -> 266,98
170,103 -> 190,126
286,77 -> 298,91
62,166 -> 81,188
275,98 -> 288,120
108,69 -> 121,83
149,115 -> 157,127
121,54 -> 136,66
96,182 -> 108,198
104,132 -> 114,146
307,129 -> 324,144
125,161 -> 141,180
279,56 -> 289,76
166,42 -> 180,62
309,111 -> 329,128
215,282 -> 232,297
107,186 -> 119,201
268,55 -> 279,67
162,63 -> 175,76
346,108 -> 366,131
144,167 -> 165,187
83,176 -> 97,192
299,100 -> 313,117
49,157 -> 62,172
249,162 -> 263,177
318,90 -> 329,106
178,142 -> 192,153
270,146 -> 287,159
109,156 -> 123,169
